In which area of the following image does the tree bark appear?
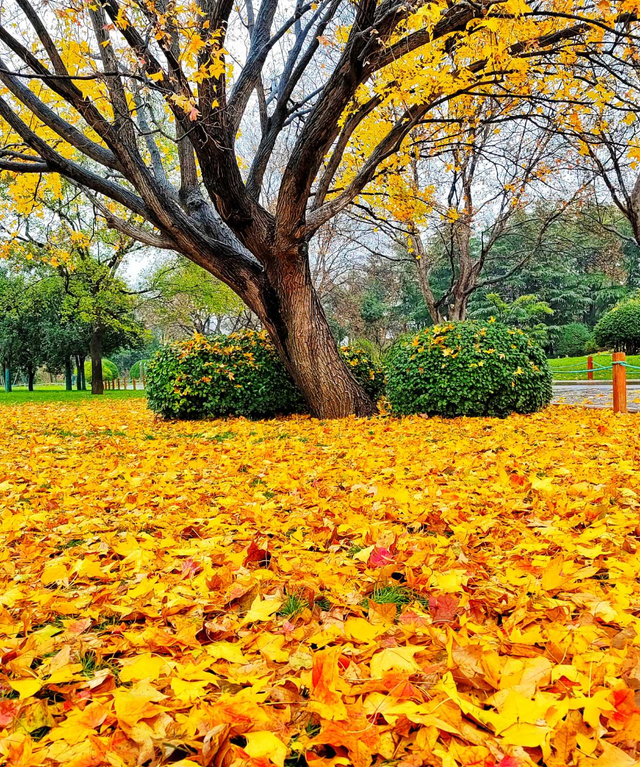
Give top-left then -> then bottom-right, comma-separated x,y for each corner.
90,327 -> 104,395
257,254 -> 376,418
27,368 -> 35,391
411,232 -> 443,324
65,357 -> 73,391
76,356 -> 86,390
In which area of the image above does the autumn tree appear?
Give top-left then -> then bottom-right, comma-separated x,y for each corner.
0,0 -> 634,415
144,256 -> 246,340
0,188 -> 146,395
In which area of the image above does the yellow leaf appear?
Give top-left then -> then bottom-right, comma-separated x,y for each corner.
41,563 -> 68,586
244,731 -> 287,767
244,594 -> 282,623
10,678 -> 43,699
119,653 -> 167,682
370,646 -> 421,677
206,642 -> 246,663
344,617 -> 386,643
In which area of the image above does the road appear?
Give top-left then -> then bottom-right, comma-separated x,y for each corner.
553,383 -> 640,412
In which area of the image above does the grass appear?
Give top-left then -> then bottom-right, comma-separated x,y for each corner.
549,352 -> 640,380
0,387 -> 146,405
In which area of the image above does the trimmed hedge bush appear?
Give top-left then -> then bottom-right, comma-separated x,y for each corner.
340,343 -> 385,400
146,331 -> 303,419
594,299 -> 640,354
147,331 -> 386,419
84,358 -> 119,383
386,320 -> 552,417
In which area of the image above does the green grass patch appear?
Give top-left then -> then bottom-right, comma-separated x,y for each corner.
0,388 -> 146,405
549,353 -> 640,380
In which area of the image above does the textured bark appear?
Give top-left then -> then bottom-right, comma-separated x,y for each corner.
254,252 -> 376,418
411,232 -> 443,324
90,327 -> 104,395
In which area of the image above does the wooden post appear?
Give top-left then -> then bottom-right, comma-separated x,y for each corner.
132,378 -> 137,391
613,352 -> 627,414
587,355 -> 593,381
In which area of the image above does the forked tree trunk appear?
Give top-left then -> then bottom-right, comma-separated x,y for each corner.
257,256 -> 376,418
90,327 -> 104,396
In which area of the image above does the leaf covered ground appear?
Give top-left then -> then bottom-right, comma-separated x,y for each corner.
1,400 -> 640,767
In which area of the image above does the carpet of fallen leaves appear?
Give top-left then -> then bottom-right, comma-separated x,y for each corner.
1,400 -> 640,767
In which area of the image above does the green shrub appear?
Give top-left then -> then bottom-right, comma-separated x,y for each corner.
146,331 -> 304,419
84,358 -> 119,383
386,320 -> 552,418
594,299 -> 640,354
553,323 -> 593,358
339,343 -> 385,400
130,359 -> 149,379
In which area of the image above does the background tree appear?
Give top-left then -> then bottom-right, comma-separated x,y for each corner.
143,257 -> 246,341
0,266 -> 59,390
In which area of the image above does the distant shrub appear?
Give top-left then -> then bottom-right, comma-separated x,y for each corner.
594,300 -> 640,354
553,323 -> 593,358
339,343 -> 385,400
85,358 -> 119,383
146,331 -> 303,419
584,337 -> 598,354
386,320 -> 552,418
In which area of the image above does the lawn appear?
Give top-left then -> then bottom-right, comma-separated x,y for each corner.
549,353 -> 640,380
0,387 -> 145,405
0,399 -> 639,766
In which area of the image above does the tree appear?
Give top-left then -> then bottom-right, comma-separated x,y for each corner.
59,244 -> 146,394
355,95 -> 578,322
144,256 -> 245,340
0,185 -> 147,395
0,266 -> 59,390
0,0 -> 628,415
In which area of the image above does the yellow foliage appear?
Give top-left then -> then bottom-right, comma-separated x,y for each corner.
0,399 -> 639,765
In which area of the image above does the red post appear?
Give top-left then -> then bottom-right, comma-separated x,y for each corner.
587,355 -> 593,381
613,352 -> 627,414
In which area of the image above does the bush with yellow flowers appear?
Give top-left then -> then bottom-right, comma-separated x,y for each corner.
386,320 -> 552,417
147,330 -> 304,419
339,343 -> 385,400
147,331 -> 385,419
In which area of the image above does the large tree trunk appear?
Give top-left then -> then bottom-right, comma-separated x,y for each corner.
257,255 -> 376,418
90,327 -> 104,396
27,367 -> 35,391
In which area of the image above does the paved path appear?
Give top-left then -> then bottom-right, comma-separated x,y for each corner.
553,383 -> 640,412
